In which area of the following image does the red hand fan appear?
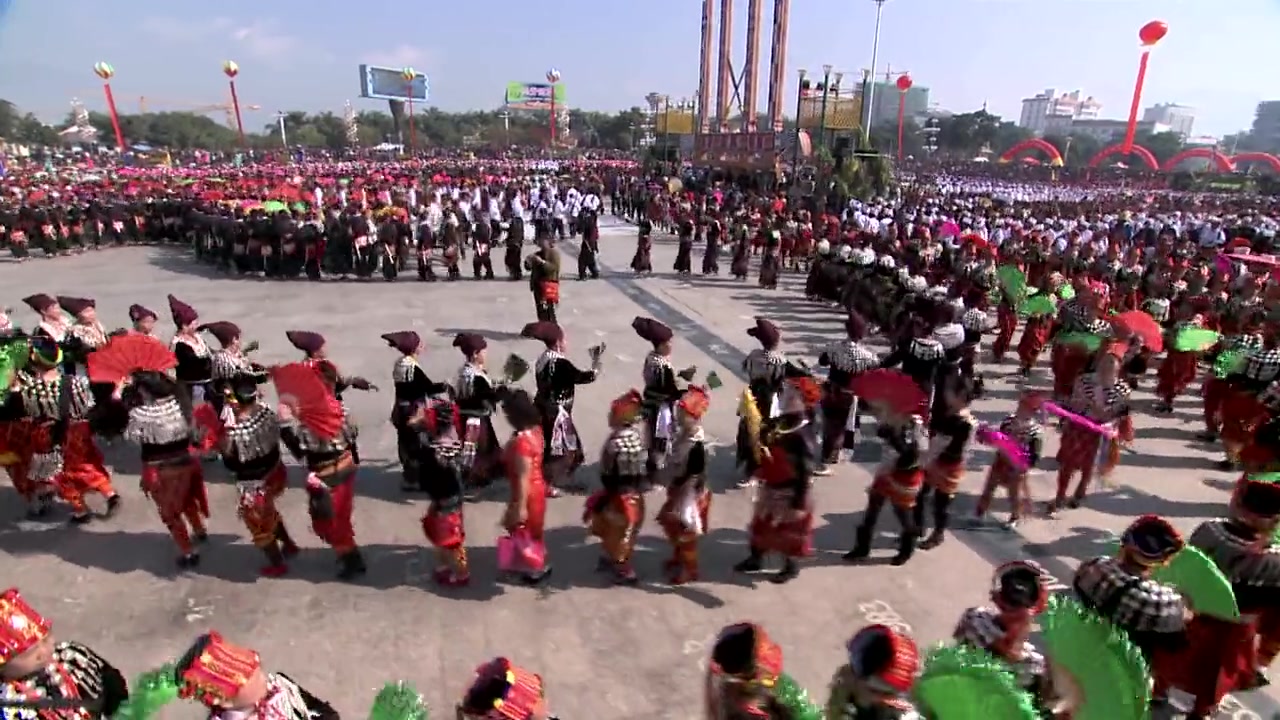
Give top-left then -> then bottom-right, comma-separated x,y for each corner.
87,334 -> 178,384
1110,310 -> 1163,352
270,362 -> 344,440
849,368 -> 927,415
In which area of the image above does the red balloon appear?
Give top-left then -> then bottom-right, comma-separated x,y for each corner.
896,74 -> 913,91
1139,20 -> 1167,46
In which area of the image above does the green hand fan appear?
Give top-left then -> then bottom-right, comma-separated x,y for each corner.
1173,328 -> 1220,353
913,644 -> 1038,720
1214,349 -> 1247,379
1041,595 -> 1150,720
1017,295 -> 1057,318
997,265 -> 1027,300
1057,285 -> 1076,300
1101,542 -> 1239,620
1153,546 -> 1239,621
291,201 -> 309,212
705,370 -> 723,390
368,681 -> 429,720
772,672 -> 822,720
0,337 -> 31,404
1054,332 -> 1103,352
1247,471 -> 1280,484
111,664 -> 180,720
502,353 -> 530,382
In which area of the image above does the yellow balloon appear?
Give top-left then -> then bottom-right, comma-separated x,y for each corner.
401,67 -> 416,81
223,60 -> 240,78
93,62 -> 115,81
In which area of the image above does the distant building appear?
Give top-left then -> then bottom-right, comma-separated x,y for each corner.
1067,118 -> 1170,143
1251,101 -> 1280,153
1018,89 -> 1102,135
864,81 -> 929,128
1142,103 -> 1195,138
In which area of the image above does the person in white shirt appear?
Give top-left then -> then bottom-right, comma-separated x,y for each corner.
552,198 -> 568,239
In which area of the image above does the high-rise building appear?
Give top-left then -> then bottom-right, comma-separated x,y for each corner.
1019,89 -> 1102,135
1142,103 -> 1195,138
865,81 -> 929,128
1251,101 -> 1280,153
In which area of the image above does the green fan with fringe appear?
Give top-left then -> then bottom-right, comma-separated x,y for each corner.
368,681 -> 430,720
1101,542 -> 1239,620
1017,295 -> 1056,318
1173,328 -> 1221,353
912,644 -> 1037,720
997,265 -> 1026,301
0,336 -> 30,404
1054,332 -> 1103,352
772,672 -> 822,720
1041,595 -> 1150,720
111,664 -> 179,720
1214,348 -> 1248,378
1057,285 -> 1075,300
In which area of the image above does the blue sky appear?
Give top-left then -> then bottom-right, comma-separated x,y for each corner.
1,0 -> 1276,137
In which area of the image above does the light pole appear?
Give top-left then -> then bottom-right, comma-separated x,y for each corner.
862,0 -> 888,146
792,68 -> 807,170
275,111 -> 288,148
818,64 -> 833,149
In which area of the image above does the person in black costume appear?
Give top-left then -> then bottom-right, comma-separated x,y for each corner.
879,313 -> 945,419
521,320 -> 601,495
633,316 -> 694,481
0,587 -> 129,720
382,331 -> 451,492
452,332 -> 505,493
916,374 -> 976,550
174,631 -> 338,720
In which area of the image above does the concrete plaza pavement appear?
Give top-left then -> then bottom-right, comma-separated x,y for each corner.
0,218 -> 1272,719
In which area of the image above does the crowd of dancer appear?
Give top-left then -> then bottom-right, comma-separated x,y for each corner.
6,157 -> 1280,716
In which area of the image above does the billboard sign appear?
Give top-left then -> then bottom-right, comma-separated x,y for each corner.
358,64 -> 430,102
505,82 -> 566,111
693,132 -> 780,169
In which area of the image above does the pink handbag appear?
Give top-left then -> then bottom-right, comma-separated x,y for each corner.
497,527 -> 545,572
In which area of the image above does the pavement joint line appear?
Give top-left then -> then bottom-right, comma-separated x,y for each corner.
573,218 -> 1278,719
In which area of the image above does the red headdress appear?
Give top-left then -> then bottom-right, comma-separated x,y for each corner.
845,625 -> 920,696
175,631 -> 262,707
609,389 -> 644,426
678,385 -> 711,420
707,623 -> 783,686
0,588 -> 51,665
458,657 -> 546,720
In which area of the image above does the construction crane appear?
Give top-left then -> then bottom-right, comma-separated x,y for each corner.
136,96 -> 263,129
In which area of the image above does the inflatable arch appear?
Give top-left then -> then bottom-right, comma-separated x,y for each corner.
998,138 -> 1064,166
1230,152 -> 1280,174
1162,147 -> 1234,173
1021,157 -> 1041,165
1086,143 -> 1159,171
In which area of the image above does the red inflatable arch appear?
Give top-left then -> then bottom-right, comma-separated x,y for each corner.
1021,157 -> 1041,165
998,138 -> 1064,166
1087,143 -> 1159,170
1162,147 -> 1234,173
1230,152 -> 1280,174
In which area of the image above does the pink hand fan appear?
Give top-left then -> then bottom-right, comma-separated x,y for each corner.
1041,401 -> 1118,438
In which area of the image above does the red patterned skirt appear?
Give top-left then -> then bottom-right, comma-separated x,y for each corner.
1056,422 -> 1103,474
870,468 -> 924,509
1156,350 -> 1200,400
657,484 -> 711,545
985,455 -> 1023,489
1151,615 -> 1259,715
924,460 -> 964,495
585,490 -> 646,562
748,484 -> 814,557
236,463 -> 288,547
422,499 -> 465,549
141,455 -> 209,522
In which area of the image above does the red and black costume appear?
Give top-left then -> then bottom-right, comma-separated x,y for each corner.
174,631 -> 337,720
457,657 -> 559,720
382,331 -> 450,492
825,625 -> 921,720
817,313 -> 879,466
848,414 -> 925,565
417,398 -> 469,586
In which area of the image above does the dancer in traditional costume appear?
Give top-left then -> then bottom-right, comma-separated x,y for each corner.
1149,478 -> 1280,717
973,393 -> 1043,529
500,389 -> 550,584
283,331 -> 376,397
0,587 -> 129,720
1048,283 -> 1112,399
734,377 -> 821,583
23,293 -> 74,376
203,321 -> 265,415
173,631 -> 338,720
1073,514 -> 1189,659
521,321 -> 600,496
657,384 -> 712,585
1219,337 -> 1280,471
527,235 -> 561,323
127,304 -> 158,337
457,657 -> 559,720
1050,339 -> 1132,514
915,374 -> 976,550
953,561 -> 1055,708
847,400 -> 925,565
279,364 -> 365,580
584,389 -> 648,584
452,332 -> 504,491
414,398 -> 470,586
167,295 -> 219,458
383,331 -> 450,492
59,296 -> 108,370
817,312 -> 878,471
824,625 -> 921,720
737,317 -> 787,484
704,623 -> 821,720
16,337 -> 120,524
220,374 -> 298,577
634,316 -> 693,479
121,371 -> 208,568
